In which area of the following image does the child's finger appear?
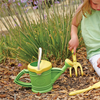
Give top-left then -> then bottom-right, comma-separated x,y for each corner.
68,46 -> 73,51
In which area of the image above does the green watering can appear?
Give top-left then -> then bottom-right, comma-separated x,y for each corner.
14,48 -> 72,93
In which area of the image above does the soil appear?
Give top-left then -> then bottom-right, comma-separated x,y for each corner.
0,47 -> 100,100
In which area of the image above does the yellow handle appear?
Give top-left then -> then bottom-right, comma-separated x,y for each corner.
71,50 -> 77,62
69,86 -> 92,96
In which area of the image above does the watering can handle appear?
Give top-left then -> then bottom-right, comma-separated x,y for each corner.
71,49 -> 77,62
14,69 -> 32,87
37,47 -> 42,70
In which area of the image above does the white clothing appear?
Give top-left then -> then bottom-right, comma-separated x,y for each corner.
89,54 -> 100,77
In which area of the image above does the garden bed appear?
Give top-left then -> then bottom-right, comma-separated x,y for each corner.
0,47 -> 100,100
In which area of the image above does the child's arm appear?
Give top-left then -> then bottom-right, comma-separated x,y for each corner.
69,4 -> 82,54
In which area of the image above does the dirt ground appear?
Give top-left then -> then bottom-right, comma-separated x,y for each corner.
0,47 -> 100,100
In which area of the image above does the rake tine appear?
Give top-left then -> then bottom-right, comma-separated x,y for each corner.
73,65 -> 78,77
77,63 -> 84,76
70,67 -> 72,77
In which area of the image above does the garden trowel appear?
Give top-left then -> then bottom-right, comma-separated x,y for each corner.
69,81 -> 100,96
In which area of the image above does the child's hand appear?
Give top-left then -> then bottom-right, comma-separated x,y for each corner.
68,35 -> 79,54
97,58 -> 100,68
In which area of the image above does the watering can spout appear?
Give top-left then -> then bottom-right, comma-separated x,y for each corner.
51,59 -> 73,85
51,64 -> 69,85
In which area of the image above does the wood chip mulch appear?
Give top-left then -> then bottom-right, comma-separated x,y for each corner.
0,47 -> 100,100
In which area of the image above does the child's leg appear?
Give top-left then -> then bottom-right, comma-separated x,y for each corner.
89,54 -> 100,77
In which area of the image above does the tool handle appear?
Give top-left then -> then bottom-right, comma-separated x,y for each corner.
69,86 -> 92,96
14,69 -> 32,87
71,49 -> 77,62
37,47 -> 42,70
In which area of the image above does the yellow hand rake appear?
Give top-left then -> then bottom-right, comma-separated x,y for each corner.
65,50 -> 84,77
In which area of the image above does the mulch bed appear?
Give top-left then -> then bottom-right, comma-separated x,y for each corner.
0,47 -> 100,100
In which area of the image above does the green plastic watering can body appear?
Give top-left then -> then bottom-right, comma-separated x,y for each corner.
14,68 -> 53,93
14,61 -> 71,93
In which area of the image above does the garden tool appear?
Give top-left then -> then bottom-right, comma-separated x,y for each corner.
14,47 -> 71,93
69,81 -> 100,96
65,50 -> 83,77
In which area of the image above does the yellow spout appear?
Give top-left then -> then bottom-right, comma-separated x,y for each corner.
65,59 -> 73,66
